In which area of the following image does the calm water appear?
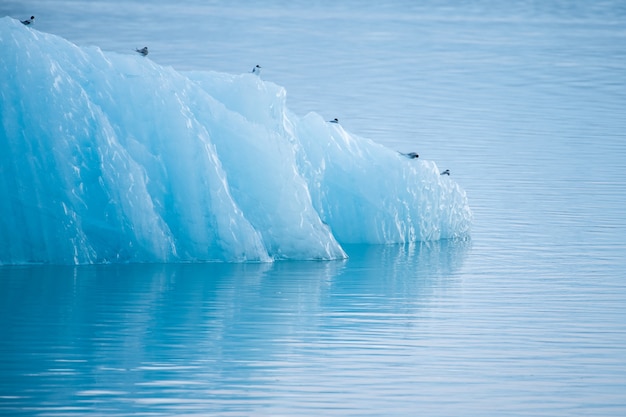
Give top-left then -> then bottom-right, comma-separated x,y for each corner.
2,0 -> 626,415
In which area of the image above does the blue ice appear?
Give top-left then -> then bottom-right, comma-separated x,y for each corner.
0,18 -> 472,264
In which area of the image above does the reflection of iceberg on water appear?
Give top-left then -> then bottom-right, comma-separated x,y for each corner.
0,18 -> 472,265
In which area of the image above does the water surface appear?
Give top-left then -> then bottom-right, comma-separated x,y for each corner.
2,241 -> 625,415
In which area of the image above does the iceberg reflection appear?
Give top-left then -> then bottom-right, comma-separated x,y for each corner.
0,240 -> 469,415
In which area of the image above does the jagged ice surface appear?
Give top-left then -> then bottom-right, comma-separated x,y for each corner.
0,18 -> 472,264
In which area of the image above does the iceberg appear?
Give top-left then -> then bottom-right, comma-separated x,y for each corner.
0,17 -> 472,265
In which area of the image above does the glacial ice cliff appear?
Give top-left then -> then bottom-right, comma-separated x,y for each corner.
0,17 -> 472,264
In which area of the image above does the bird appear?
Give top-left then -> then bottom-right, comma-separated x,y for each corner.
440,169 -> 450,176
400,152 -> 419,159
252,64 -> 261,75
21,16 -> 35,25
328,118 -> 339,124
135,47 -> 149,56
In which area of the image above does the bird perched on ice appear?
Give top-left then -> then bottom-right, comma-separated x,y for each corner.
251,64 -> 261,75
328,118 -> 339,124
135,47 -> 149,56
21,16 -> 35,25
440,169 -> 450,176
400,151 -> 419,159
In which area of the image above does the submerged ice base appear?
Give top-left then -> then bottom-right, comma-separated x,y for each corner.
0,18 -> 472,264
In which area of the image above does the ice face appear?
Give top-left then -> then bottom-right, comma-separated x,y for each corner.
0,18 -> 472,264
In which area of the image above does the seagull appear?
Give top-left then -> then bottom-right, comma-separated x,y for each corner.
440,169 -> 450,176
135,47 -> 149,56
328,118 -> 339,124
21,16 -> 35,25
400,152 -> 419,159
252,64 -> 261,75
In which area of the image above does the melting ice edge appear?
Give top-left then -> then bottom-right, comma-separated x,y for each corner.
0,18 -> 472,264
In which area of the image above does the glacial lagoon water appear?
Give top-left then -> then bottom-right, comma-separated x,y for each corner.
2,0 -> 626,415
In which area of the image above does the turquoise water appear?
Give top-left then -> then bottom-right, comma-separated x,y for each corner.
2,0 -> 626,415
1,242 -> 624,415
